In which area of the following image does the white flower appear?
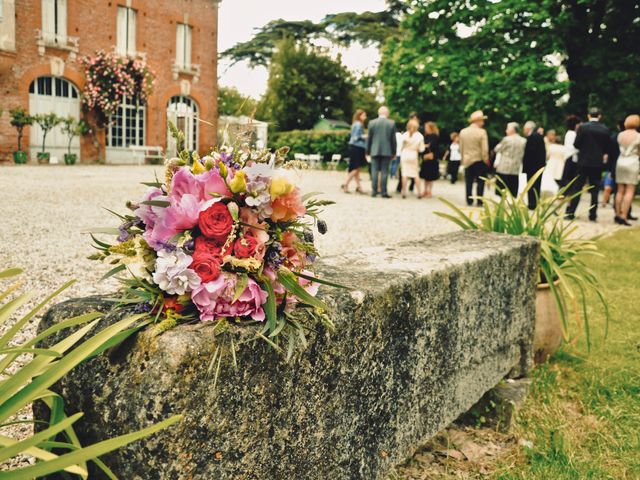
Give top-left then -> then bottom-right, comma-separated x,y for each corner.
152,249 -> 201,295
244,162 -> 274,180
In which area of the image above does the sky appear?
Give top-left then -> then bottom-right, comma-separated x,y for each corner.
217,0 -> 387,99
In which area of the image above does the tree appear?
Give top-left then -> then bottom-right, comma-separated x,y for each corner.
259,38 -> 354,131
9,107 -> 33,152
218,86 -> 258,117
380,0 -> 640,136
220,2 -> 406,67
380,1 -> 566,139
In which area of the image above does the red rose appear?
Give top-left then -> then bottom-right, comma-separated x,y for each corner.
190,253 -> 222,283
194,236 -> 222,258
233,235 -> 258,258
199,203 -> 233,244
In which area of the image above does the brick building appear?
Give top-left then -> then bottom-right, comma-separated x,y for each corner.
0,0 -> 219,163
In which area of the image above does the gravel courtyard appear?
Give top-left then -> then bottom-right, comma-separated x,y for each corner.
0,164 -> 622,307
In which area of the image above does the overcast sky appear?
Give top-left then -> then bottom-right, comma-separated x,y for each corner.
217,0 -> 387,98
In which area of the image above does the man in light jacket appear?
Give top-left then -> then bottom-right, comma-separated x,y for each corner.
366,106 -> 397,198
494,122 -> 526,197
459,110 -> 490,206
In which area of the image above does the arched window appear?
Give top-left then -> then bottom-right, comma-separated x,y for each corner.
29,76 -> 78,98
167,95 -> 198,152
107,96 -> 146,148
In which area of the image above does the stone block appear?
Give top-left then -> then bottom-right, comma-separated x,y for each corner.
35,231 -> 539,479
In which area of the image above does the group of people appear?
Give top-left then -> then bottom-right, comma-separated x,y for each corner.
342,105 -> 640,226
343,107 -> 449,199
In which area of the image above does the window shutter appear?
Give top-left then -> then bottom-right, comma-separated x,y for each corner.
176,24 -> 185,68
127,8 -> 137,54
41,0 -> 55,41
116,6 -> 126,54
184,26 -> 192,69
56,0 -> 67,41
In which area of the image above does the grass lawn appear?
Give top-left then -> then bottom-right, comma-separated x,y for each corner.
493,227 -> 640,479
396,228 -> 640,479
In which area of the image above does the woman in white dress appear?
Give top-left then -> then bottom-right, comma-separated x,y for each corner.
614,114 -> 640,226
399,119 -> 425,198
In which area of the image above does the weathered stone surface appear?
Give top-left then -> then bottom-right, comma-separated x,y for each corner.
35,231 -> 539,480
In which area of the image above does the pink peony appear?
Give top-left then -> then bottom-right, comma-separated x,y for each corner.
170,167 -> 230,203
134,187 -> 165,228
192,273 -> 268,322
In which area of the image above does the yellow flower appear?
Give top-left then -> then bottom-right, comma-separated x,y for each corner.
270,176 -> 294,199
229,170 -> 247,193
223,255 -> 261,272
191,159 -> 206,174
218,161 -> 228,179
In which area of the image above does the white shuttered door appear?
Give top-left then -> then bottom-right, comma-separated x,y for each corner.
29,77 -> 81,162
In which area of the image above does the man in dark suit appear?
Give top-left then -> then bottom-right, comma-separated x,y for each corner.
522,120 -> 547,210
565,108 -> 613,222
366,106 -> 397,198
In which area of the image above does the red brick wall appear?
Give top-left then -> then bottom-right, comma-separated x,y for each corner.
0,0 -> 218,163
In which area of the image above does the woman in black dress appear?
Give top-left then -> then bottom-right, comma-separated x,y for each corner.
420,121 -> 441,198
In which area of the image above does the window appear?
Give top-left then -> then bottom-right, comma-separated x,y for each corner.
29,76 -> 78,98
41,0 -> 67,44
167,95 -> 198,151
175,23 -> 192,70
108,96 -> 145,148
116,6 -> 136,56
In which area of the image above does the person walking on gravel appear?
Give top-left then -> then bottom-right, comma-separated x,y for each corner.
366,106 -> 397,198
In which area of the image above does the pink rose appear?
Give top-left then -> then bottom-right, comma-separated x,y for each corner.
192,273 -> 267,322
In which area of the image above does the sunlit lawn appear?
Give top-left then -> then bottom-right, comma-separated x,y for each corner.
494,227 -> 640,479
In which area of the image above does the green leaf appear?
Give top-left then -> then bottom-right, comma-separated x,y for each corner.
291,270 -> 350,289
0,415 -> 182,480
0,268 -> 23,279
101,263 -> 126,281
260,279 -> 277,333
86,228 -> 121,236
277,268 -> 328,311
140,200 -> 170,208
233,274 -> 249,303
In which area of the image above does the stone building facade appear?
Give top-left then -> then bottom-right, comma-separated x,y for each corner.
0,0 -> 219,163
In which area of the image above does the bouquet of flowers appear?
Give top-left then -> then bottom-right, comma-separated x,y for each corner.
90,146 -> 339,363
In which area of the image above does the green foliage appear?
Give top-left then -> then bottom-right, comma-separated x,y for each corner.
218,86 -> 258,117
32,113 -> 62,153
259,38 -> 354,131
269,130 -> 350,160
380,1 -> 566,139
436,171 -> 608,348
9,108 -> 33,152
381,1 -> 640,135
220,3 -> 405,67
0,268 -> 181,479
61,117 -> 91,155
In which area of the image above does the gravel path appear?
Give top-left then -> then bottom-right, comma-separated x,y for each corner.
0,164 -> 627,465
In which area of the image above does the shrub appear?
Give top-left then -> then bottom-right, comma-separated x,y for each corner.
269,130 -> 350,161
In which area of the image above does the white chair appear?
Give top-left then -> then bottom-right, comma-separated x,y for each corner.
329,154 -> 342,170
308,154 -> 322,169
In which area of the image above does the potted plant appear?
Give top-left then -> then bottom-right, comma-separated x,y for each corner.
436,170 -> 608,363
9,107 -> 33,164
61,117 -> 91,165
32,113 -> 61,164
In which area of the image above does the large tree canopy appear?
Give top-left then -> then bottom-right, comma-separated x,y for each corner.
258,38 -> 354,131
381,0 -> 640,135
220,3 -> 406,68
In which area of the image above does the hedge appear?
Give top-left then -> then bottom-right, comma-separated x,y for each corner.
269,130 -> 350,161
